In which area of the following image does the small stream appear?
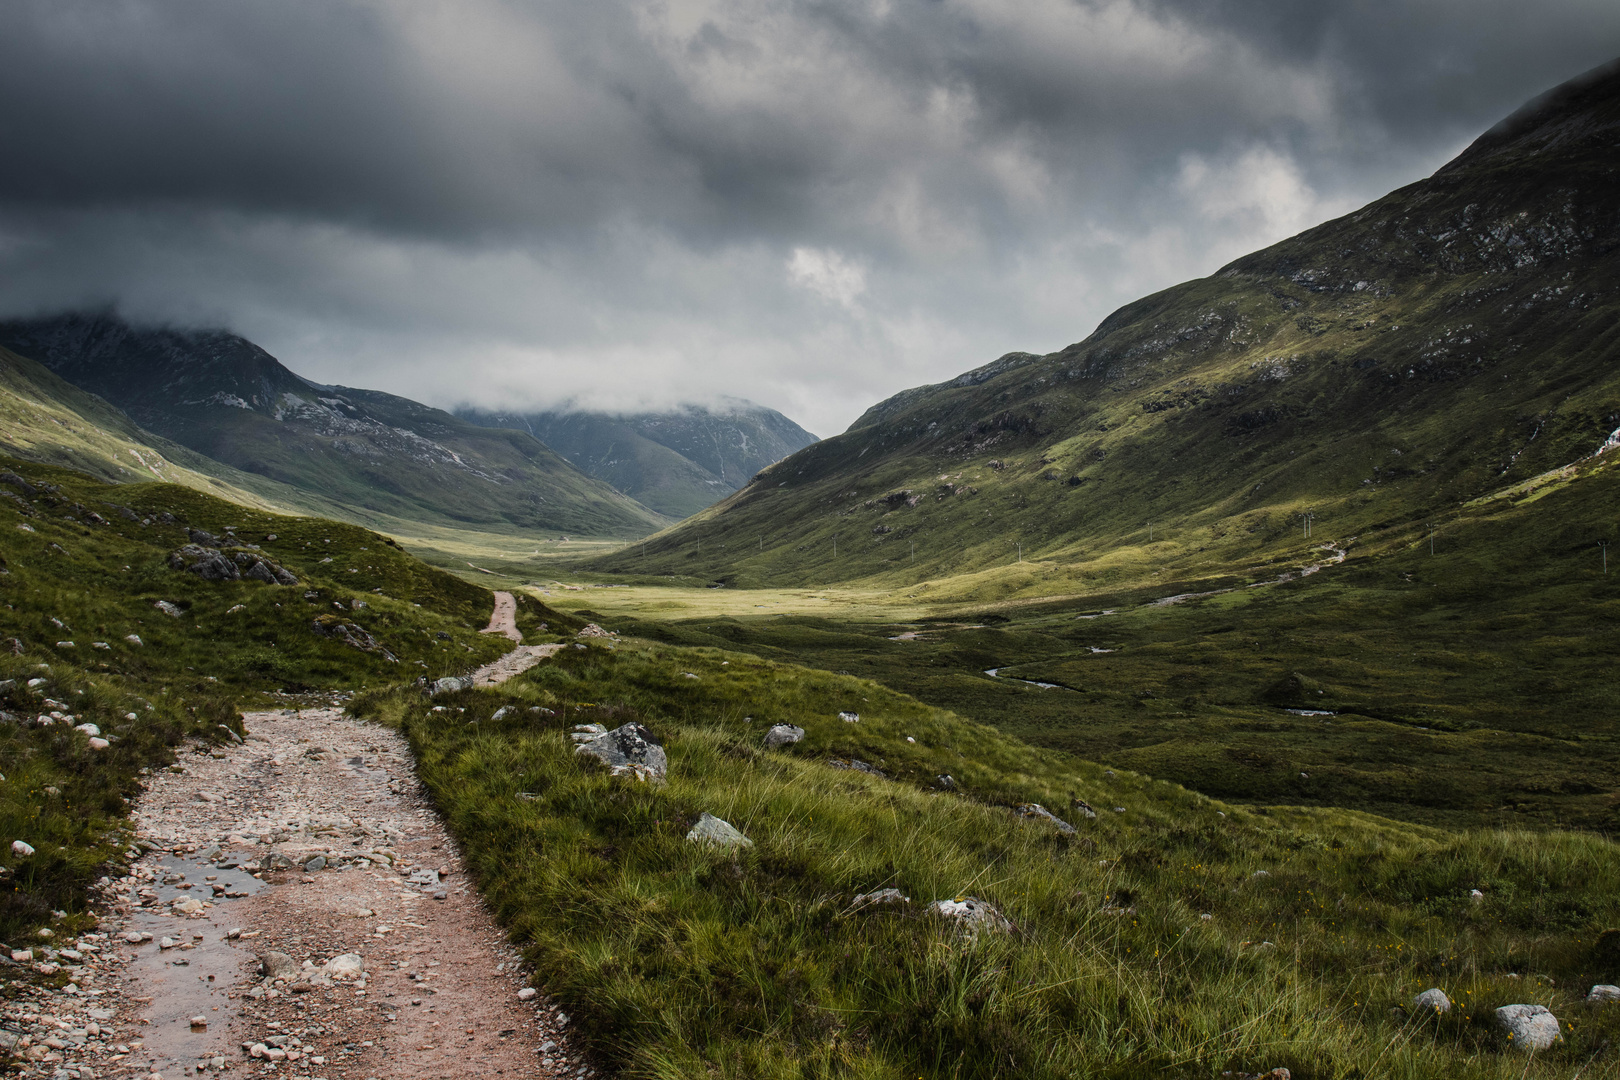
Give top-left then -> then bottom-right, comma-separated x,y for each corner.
983,668 -> 1065,690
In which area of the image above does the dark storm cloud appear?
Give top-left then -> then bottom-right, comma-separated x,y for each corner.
1,0 -> 1618,434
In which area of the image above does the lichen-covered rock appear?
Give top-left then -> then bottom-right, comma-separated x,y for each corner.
1412,988 -> 1451,1014
1587,985 -> 1620,1003
1495,1004 -> 1562,1050
763,723 -> 805,749
576,623 -> 615,639
311,615 -> 396,661
928,897 -> 1012,936
686,812 -> 751,848
575,722 -> 668,781
154,600 -> 184,618
1014,803 -> 1076,834
431,676 -> 473,695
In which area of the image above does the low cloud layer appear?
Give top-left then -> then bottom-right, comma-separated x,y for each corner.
2,0 -> 1617,434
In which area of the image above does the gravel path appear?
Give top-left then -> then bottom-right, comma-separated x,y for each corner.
18,644 -> 593,1080
481,592 -> 523,643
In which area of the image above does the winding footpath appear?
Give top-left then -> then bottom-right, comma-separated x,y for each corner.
2,593 -> 585,1080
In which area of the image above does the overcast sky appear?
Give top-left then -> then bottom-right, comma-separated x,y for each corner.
2,1 -> 1618,436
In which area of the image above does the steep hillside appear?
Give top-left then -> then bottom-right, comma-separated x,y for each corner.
0,343 -> 294,510
0,315 -> 669,538
589,58 -> 1620,591
459,400 -> 817,518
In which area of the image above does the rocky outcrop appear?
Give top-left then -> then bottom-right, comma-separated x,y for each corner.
310,615 -> 395,661
574,722 -> 668,782
169,544 -> 297,586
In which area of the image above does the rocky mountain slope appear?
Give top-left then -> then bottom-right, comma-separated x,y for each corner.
591,57 -> 1620,590
458,401 -> 817,519
0,342 -> 310,512
0,314 -> 668,538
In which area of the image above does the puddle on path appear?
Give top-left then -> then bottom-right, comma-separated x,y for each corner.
125,854 -> 266,1074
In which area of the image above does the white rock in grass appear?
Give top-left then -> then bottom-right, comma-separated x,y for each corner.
762,724 -> 804,749
517,987 -> 537,1001
1587,985 -> 1620,1004
1412,988 -> 1451,1014
1495,1004 -> 1562,1050
1013,803 -> 1076,834
838,712 -> 859,723
686,812 -> 752,848
88,737 -> 109,749
927,897 -> 1012,936
849,888 -> 910,912
154,601 -> 183,618
10,841 -> 33,857
575,723 -> 667,781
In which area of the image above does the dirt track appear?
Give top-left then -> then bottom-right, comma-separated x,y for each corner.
53,634 -> 591,1079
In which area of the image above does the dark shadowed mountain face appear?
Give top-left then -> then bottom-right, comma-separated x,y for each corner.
458,403 -> 817,519
590,58 -> 1620,586
0,314 -> 667,537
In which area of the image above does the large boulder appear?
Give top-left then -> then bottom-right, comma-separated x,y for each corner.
1495,1004 -> 1562,1051
431,676 -> 473,695
574,722 -> 668,781
1588,985 -> 1620,1004
686,812 -> 752,848
763,724 -> 805,749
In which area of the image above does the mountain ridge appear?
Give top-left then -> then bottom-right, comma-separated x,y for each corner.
587,57 -> 1620,592
459,400 -> 817,519
0,314 -> 670,538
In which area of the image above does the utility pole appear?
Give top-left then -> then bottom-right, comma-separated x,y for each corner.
1303,511 -> 1315,539
1601,540 -> 1610,574
1010,539 -> 1022,563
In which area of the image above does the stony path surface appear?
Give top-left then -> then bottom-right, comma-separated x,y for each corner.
481,592 -> 523,643
4,646 -> 593,1080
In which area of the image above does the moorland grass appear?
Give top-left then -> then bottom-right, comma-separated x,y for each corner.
358,640 -> 1620,1079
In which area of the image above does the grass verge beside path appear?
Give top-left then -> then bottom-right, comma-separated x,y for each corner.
356,639 -> 1620,1079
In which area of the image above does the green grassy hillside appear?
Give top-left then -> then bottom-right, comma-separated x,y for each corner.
357,638 -> 1620,1079
587,60 -> 1620,595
